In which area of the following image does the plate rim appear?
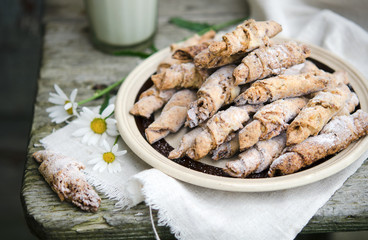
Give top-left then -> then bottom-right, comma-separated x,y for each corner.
115,38 -> 368,192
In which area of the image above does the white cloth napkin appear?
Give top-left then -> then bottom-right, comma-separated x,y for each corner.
40,1 -> 368,239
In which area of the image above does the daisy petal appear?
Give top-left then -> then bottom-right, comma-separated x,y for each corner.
115,150 -> 127,156
112,144 -> 118,152
54,115 -> 71,124
98,163 -> 107,172
88,133 -> 100,146
107,164 -> 113,173
54,84 -> 68,99
82,131 -> 93,144
88,157 -> 101,164
102,140 -> 110,152
72,127 -> 90,137
101,104 -> 115,118
64,102 -> 72,110
106,118 -> 117,125
70,89 -> 78,102
48,96 -> 66,105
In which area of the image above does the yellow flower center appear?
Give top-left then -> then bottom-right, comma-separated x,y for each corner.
64,100 -> 73,115
103,152 -> 115,163
90,118 -> 107,134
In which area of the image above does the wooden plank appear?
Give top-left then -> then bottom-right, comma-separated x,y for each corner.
22,0 -> 368,239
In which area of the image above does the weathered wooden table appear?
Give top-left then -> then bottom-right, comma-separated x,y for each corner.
21,0 -> 368,239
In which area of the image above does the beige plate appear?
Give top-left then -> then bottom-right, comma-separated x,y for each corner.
115,40 -> 368,192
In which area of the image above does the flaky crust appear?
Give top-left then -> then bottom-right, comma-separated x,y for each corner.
286,84 -> 351,146
170,30 -> 216,53
238,97 -> 308,151
193,49 -> 246,69
172,41 -> 211,60
224,133 -> 286,178
129,86 -> 176,118
33,150 -> 101,212
208,19 -> 282,56
233,41 -> 311,85
269,110 -> 368,176
186,104 -> 262,160
151,62 -> 210,90
186,65 -> 240,128
235,71 -> 331,105
168,127 -> 203,159
145,89 -> 196,144
212,133 -> 239,161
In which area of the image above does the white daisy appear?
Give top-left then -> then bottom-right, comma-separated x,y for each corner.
46,84 -> 78,123
72,104 -> 119,146
88,140 -> 127,173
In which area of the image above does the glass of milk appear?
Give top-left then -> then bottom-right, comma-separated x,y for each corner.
84,0 -> 158,53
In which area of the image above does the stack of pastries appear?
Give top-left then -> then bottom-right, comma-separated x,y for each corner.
129,19 -> 368,178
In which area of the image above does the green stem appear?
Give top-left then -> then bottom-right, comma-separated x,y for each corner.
77,77 -> 125,105
113,135 -> 119,146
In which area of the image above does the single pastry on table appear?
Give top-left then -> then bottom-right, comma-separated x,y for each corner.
145,89 -> 196,144
33,150 -> 101,212
233,41 -> 311,85
269,110 -> 368,176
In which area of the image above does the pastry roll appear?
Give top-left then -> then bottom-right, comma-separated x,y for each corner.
234,71 -> 331,105
286,84 -> 352,146
300,61 -> 349,89
172,41 -> 211,60
170,30 -> 216,53
186,65 -> 240,128
33,150 -> 101,212
208,19 -> 282,56
300,60 -> 319,73
238,97 -> 308,151
334,92 -> 359,117
269,110 -> 368,176
186,104 -> 262,160
151,62 -> 211,90
211,133 -> 239,161
129,86 -> 176,118
145,89 -> 196,144
233,41 -> 311,85
224,133 -> 286,178
168,127 -> 203,159
155,31 -> 215,81
193,49 -> 246,69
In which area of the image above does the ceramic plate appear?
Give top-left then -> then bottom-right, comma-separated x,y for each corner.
115,39 -> 368,192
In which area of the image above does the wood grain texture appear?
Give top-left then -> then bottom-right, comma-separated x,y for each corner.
21,0 -> 368,239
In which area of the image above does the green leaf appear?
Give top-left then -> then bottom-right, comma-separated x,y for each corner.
169,17 -> 212,32
99,92 -> 110,114
170,16 -> 250,36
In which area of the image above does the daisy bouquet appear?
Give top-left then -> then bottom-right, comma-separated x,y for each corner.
46,78 -> 127,174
